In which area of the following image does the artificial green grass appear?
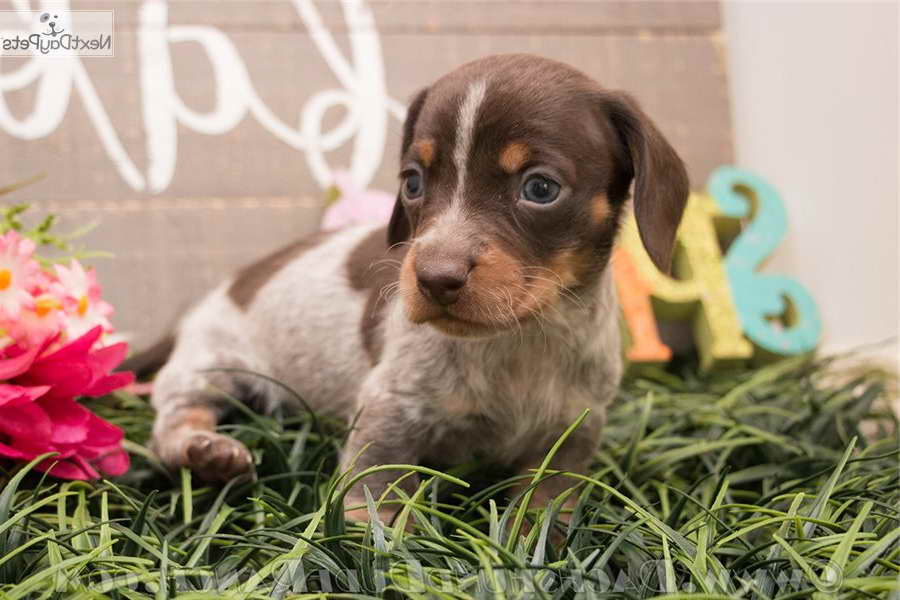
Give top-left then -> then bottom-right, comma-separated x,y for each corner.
0,354 -> 897,599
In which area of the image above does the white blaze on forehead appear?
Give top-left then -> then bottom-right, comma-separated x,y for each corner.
418,204 -> 465,246
452,79 -> 488,206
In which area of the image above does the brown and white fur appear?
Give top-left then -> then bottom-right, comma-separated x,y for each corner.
144,54 -> 689,523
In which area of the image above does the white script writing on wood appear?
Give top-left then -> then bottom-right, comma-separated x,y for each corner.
0,0 -> 404,192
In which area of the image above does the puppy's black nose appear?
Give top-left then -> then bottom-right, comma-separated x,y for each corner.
416,262 -> 469,306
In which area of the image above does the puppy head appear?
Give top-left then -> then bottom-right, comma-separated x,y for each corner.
389,54 -> 689,337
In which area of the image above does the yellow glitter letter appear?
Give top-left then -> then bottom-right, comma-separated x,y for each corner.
619,193 -> 753,370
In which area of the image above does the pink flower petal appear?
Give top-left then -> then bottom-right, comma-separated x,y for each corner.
41,398 -> 91,444
23,361 -> 94,399
0,342 -> 42,379
34,456 -> 95,480
90,342 -> 129,373
83,371 -> 134,397
39,326 -> 102,363
0,403 -> 51,441
82,413 -> 124,446
320,170 -> 394,230
0,440 -> 32,460
71,454 -> 101,479
0,383 -> 50,408
15,440 -> 75,459
94,447 -> 130,476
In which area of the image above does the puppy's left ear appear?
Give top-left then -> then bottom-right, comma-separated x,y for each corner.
387,87 -> 429,247
602,91 -> 689,274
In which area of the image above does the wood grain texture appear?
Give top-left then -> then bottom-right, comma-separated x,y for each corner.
0,1 -> 732,346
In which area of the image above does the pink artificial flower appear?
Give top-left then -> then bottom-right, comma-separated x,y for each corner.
0,231 -> 40,319
0,326 -> 133,479
6,293 -> 65,349
320,170 -> 394,231
54,260 -> 114,342
0,341 -> 51,407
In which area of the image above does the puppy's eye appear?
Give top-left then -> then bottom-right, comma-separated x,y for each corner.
520,175 -> 561,204
402,172 -> 424,200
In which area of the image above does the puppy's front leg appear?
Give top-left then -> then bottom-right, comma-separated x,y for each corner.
339,390 -> 425,524
152,395 -> 256,483
512,426 -> 600,535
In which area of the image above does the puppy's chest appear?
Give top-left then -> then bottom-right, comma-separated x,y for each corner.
417,344 -> 599,463
444,337 -> 600,427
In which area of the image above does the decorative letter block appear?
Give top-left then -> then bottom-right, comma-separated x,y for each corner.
619,193 -> 754,371
708,166 -> 822,357
613,248 -> 672,364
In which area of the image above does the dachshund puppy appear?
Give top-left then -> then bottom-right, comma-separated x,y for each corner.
145,54 -> 688,523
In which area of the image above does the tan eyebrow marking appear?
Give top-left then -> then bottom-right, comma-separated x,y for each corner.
592,194 -> 610,224
499,142 -> 530,174
414,138 -> 435,167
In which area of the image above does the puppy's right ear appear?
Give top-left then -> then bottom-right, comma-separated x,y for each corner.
388,87 -> 429,247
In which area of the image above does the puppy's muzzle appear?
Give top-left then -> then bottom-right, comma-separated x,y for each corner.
415,254 -> 472,306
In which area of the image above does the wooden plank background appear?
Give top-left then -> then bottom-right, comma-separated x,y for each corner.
0,0 -> 732,347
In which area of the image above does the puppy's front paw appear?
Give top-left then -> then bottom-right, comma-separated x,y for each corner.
155,429 -> 255,483
183,431 -> 255,482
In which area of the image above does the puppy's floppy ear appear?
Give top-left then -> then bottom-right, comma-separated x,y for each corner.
387,87 -> 429,247
602,91 -> 689,273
